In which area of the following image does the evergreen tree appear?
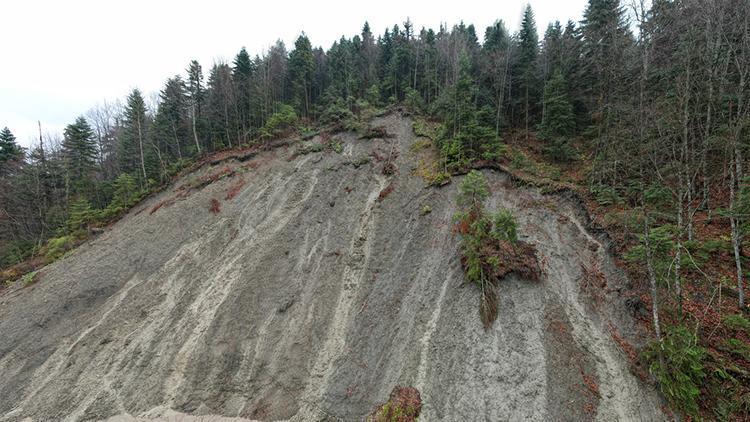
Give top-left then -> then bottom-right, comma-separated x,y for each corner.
0,127 -> 23,174
232,48 -> 254,141
186,60 -> 205,154
541,21 -> 563,81
540,70 -> 575,138
61,117 -> 97,194
580,0 -> 631,120
154,76 -> 189,162
120,89 -> 149,182
206,62 -> 237,149
481,20 -> 512,133
288,33 -> 315,117
359,22 -> 378,90
513,5 -> 540,138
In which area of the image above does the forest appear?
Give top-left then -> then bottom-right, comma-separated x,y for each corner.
1,0 -> 750,418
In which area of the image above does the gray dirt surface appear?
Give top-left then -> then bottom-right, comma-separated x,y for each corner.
0,112 -> 666,421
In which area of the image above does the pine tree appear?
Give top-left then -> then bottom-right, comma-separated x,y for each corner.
232,48 -> 254,141
481,20 -> 511,133
120,89 -> 149,182
289,33 -> 315,117
154,76 -> 189,161
186,60 -> 205,154
514,5 -> 540,139
541,70 -> 575,138
0,127 -> 23,174
541,21 -> 563,81
62,117 -> 97,195
206,62 -> 237,149
580,0 -> 631,121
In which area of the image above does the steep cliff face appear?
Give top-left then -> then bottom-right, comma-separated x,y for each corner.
0,113 -> 665,421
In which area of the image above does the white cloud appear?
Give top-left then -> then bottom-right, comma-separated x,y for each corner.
0,0 -> 588,147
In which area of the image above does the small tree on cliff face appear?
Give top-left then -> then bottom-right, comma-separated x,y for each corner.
455,171 -> 540,330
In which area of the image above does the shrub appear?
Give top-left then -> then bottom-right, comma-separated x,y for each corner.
412,118 -> 440,140
590,185 -> 622,206
20,271 -> 37,286
721,338 -> 750,361
45,235 -> 75,261
367,386 -> 422,422
479,138 -> 507,161
440,139 -> 467,171
625,224 -> 675,282
644,324 -> 706,417
0,239 -> 36,268
404,87 -> 424,113
364,85 -> 381,107
544,138 -> 576,162
724,314 -> 750,333
491,209 -> 518,243
260,104 -> 297,139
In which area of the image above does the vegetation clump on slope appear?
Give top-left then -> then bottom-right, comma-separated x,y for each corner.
454,170 -> 541,330
367,386 -> 422,422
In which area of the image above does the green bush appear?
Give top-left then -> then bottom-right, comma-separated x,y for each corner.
440,139 -> 469,171
544,137 -> 576,162
644,325 -> 706,417
0,239 -> 36,268
404,87 -> 424,113
625,224 -> 675,282
20,271 -> 38,285
320,99 -> 353,124
364,85 -> 381,107
412,118 -> 440,140
491,209 -> 518,243
724,314 -> 750,333
590,184 -> 622,206
721,338 -> 750,360
45,235 -> 75,261
480,138 -> 507,161
458,170 -> 490,207
260,104 -> 297,139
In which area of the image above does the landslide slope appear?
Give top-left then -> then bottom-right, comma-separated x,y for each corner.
0,113 -> 666,421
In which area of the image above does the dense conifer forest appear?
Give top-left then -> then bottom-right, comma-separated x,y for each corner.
2,0 -> 750,418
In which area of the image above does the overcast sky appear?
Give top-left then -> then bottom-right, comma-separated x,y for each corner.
0,0 -> 588,147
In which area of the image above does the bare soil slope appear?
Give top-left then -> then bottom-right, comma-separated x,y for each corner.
0,113 -> 665,421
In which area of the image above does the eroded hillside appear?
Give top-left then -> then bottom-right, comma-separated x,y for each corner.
0,113 -> 665,421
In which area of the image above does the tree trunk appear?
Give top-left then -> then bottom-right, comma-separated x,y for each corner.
645,216 -> 662,341
191,104 -> 201,155
136,117 -> 147,183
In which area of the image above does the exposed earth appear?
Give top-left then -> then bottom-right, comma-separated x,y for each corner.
0,113 -> 666,421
